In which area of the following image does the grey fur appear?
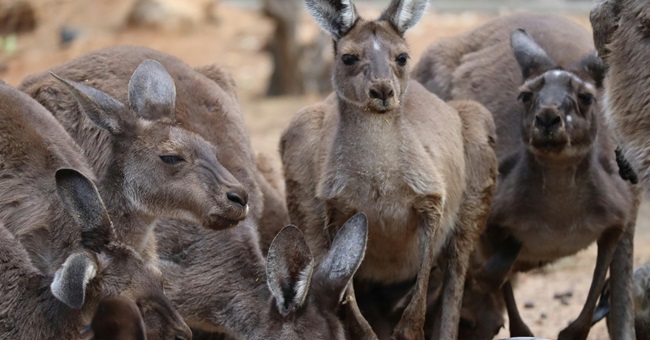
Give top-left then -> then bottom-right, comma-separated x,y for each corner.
413,13 -> 640,339
127,59 -> 176,121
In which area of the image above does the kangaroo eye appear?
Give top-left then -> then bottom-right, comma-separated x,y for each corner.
578,93 -> 594,105
341,54 -> 359,66
396,53 -> 409,66
518,92 -> 533,103
160,155 -> 185,164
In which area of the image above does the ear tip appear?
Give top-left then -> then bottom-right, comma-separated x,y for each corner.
270,224 -> 306,248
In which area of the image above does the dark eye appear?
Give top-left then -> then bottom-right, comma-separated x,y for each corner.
159,155 -> 185,164
578,93 -> 594,105
518,92 -> 533,103
396,53 -> 409,66
341,54 -> 359,66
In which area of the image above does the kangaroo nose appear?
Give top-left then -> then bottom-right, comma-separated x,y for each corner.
369,84 -> 394,101
226,190 -> 248,208
534,111 -> 562,133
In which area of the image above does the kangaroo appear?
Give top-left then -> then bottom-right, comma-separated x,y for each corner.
19,56 -> 250,262
0,82 -> 189,339
280,0 -> 498,338
413,13 -> 640,340
590,0 -> 650,187
83,297 -> 146,340
155,212 -> 368,339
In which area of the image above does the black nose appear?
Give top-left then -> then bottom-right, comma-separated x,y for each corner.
369,85 -> 394,101
226,191 -> 248,208
534,111 -> 562,133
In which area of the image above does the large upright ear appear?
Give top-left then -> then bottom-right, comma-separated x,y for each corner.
50,73 -> 128,135
571,52 -> 606,88
313,212 -> 368,303
305,0 -> 358,40
380,0 -> 429,36
128,59 -> 176,121
510,29 -> 556,79
266,225 -> 315,317
51,252 -> 97,309
55,168 -> 114,253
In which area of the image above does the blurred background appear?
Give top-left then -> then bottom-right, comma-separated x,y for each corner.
0,0 -> 642,339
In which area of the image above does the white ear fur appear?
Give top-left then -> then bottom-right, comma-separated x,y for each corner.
305,0 -> 358,40
381,0 -> 429,35
51,253 -> 97,309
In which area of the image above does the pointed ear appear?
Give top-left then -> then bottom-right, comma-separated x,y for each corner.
266,225 -> 314,317
55,168 -> 114,253
128,59 -> 176,121
571,52 -> 606,88
313,212 -> 368,303
305,0 -> 358,40
380,0 -> 429,35
50,73 -> 128,135
510,29 -> 556,79
51,252 -> 97,309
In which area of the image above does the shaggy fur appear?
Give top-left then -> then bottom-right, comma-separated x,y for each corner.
281,1 -> 498,339
19,47 -> 254,262
0,82 -> 189,339
413,13 -> 641,340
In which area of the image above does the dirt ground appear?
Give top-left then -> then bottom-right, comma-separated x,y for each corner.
1,1 -> 648,339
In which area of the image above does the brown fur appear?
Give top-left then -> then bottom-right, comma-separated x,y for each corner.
414,13 -> 640,339
590,0 -> 650,185
255,152 -> 290,254
156,213 -> 368,339
88,297 -> 146,340
0,82 -> 189,339
281,1 -> 497,338
19,47 -> 252,262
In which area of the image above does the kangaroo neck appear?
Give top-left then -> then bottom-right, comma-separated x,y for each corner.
335,98 -> 404,144
521,149 -> 595,193
98,163 -> 155,253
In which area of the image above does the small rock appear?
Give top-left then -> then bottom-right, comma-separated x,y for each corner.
553,289 -> 574,299
540,312 -> 547,319
59,26 -> 79,47
524,301 -> 535,309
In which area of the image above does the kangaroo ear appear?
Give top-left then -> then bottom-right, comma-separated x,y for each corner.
50,73 -> 129,135
51,252 -> 97,309
510,29 -> 556,79
313,212 -> 368,304
266,225 -> 314,317
380,0 -> 429,36
571,52 -> 606,88
55,168 -> 114,252
305,0 -> 358,40
128,59 -> 176,121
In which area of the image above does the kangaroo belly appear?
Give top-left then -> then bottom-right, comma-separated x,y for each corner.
512,220 -> 605,264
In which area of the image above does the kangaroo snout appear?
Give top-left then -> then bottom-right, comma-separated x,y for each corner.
534,109 -> 563,135
368,81 -> 396,112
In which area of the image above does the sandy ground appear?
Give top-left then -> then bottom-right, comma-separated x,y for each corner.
1,2 -> 648,339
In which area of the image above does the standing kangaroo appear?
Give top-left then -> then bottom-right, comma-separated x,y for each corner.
281,0 -> 498,338
413,13 -> 640,340
0,81 -> 189,339
20,56 -> 250,262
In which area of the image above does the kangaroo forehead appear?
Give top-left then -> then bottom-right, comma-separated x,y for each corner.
337,20 -> 406,51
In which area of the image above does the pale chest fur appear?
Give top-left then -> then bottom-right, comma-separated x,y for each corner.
317,110 -> 461,283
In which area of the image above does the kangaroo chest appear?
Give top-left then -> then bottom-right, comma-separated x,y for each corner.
490,165 -> 633,265
319,117 -> 450,283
